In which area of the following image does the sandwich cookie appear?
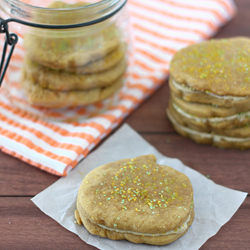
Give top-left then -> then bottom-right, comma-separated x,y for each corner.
167,110 -> 250,149
75,154 -> 194,245
167,37 -> 250,149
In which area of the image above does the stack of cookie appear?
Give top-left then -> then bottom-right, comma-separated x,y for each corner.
167,37 -> 250,149
75,155 -> 194,245
21,1 -> 127,108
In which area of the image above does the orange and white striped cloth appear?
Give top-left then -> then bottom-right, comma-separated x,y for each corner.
0,0 -> 236,176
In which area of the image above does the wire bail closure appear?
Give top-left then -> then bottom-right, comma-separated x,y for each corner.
0,17 -> 18,86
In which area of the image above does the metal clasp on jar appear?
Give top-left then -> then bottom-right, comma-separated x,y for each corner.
0,17 -> 18,85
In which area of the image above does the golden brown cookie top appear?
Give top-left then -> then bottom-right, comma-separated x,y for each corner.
170,37 -> 250,96
77,155 -> 194,234
34,1 -> 90,25
47,1 -> 89,9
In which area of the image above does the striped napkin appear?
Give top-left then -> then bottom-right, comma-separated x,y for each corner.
0,0 -> 236,176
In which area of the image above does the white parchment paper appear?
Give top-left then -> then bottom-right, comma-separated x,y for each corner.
32,124 -> 247,250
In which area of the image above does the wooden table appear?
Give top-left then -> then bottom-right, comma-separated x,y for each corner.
1,0 -> 250,249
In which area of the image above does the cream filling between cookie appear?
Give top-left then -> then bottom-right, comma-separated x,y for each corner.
172,102 -> 250,123
168,110 -> 250,142
172,79 -> 248,101
97,215 -> 191,236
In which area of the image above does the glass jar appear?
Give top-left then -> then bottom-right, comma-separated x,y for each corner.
0,0 -> 131,121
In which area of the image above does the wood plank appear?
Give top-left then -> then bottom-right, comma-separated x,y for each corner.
1,133 -> 250,196
214,0 -> 250,39
125,82 -> 172,133
1,197 -> 96,250
1,196 -> 249,250
0,151 -> 59,196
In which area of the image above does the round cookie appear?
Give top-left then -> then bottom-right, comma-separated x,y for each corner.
168,100 -> 214,133
48,1 -> 89,9
167,37 -> 250,149
35,1 -> 91,25
64,43 -> 127,74
169,99 -> 250,131
75,154 -> 194,245
171,93 -> 250,118
169,76 -> 250,109
24,26 -> 121,70
167,109 -> 250,149
24,0 -> 121,70
21,69 -> 123,108
24,56 -> 127,91
170,37 -> 250,96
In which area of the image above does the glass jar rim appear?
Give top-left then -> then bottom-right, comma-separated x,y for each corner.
0,0 -> 127,28
5,0 -> 119,11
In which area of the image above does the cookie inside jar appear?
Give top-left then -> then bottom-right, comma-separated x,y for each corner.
3,0 -> 130,121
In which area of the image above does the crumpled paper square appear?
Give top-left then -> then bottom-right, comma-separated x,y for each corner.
32,124 -> 247,250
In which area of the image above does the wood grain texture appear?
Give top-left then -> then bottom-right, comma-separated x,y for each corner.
1,0 -> 250,249
0,151 -> 58,196
1,132 -> 249,196
125,82 -> 171,133
0,197 -> 249,250
1,197 -> 97,250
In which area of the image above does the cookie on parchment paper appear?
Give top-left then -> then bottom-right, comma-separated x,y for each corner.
75,154 -> 194,245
